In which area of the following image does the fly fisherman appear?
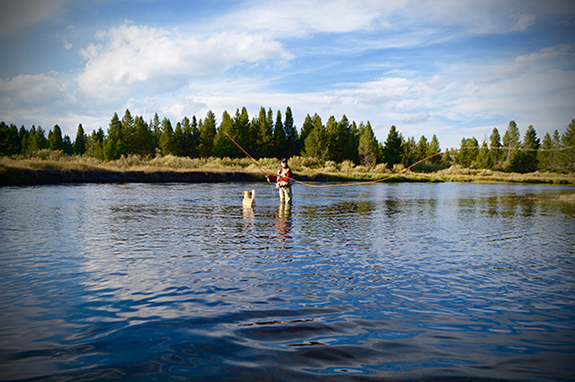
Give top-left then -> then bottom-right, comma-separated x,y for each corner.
266,158 -> 293,204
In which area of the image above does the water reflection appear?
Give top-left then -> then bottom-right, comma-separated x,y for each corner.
0,183 -> 574,381
383,197 -> 402,217
242,204 -> 255,223
273,203 -> 292,250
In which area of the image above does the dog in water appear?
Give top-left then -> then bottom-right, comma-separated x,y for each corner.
242,189 -> 256,207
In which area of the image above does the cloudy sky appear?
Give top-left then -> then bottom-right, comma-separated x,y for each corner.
1,0 -> 574,148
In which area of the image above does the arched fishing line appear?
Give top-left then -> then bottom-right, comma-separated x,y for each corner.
224,132 -> 276,202
225,132 -> 444,189
291,151 -> 444,188
225,132 -> 574,189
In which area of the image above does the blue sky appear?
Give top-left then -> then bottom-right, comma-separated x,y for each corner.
1,0 -> 574,149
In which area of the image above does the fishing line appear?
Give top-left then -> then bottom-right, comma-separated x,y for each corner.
225,132 -> 573,190
224,132 -> 276,202
290,151 -> 444,188
225,132 -> 443,189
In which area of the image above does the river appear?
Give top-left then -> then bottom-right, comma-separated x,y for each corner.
0,182 -> 574,381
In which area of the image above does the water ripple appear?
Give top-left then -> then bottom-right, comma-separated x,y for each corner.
0,183 -> 574,381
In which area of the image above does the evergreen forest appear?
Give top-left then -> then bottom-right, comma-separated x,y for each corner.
1,106 -> 574,174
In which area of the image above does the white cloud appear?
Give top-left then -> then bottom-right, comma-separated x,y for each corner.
220,0 -> 559,44
215,0 -> 395,37
0,74 -> 73,133
403,112 -> 431,125
76,23 -> 293,99
515,43 -> 572,64
512,13 -> 536,32
2,0 -> 574,148
0,74 -> 67,106
479,44 -> 573,84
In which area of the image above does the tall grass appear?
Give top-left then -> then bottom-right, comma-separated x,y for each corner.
2,150 -> 574,184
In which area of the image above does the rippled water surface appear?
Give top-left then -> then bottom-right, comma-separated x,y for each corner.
1,182 -> 574,381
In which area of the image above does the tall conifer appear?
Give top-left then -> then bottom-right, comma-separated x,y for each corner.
273,110 -> 287,159
383,125 -> 403,168
284,107 -> 299,157
73,124 -> 87,155
561,119 -> 575,172
198,111 -> 216,158
522,125 -> 540,173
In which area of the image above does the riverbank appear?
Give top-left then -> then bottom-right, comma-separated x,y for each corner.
1,155 -> 574,186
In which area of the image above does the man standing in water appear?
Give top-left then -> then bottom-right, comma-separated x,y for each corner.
267,158 -> 293,204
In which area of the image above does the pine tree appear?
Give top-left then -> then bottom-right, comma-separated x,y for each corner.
358,121 -> 379,166
401,136 -> 417,167
73,124 -> 87,155
255,107 -> 273,158
304,114 -> 325,159
298,114 -> 313,153
273,110 -> 287,159
502,120 -> 520,162
561,119 -> 575,172
198,111 -> 216,158
552,130 -> 562,170
522,125 -> 540,173
456,137 -> 479,167
212,111 -> 236,158
104,113 -> 124,160
340,116 -> 353,162
132,116 -> 154,156
150,113 -> 161,150
489,128 -> 503,166
284,107 -> 299,157
48,124 -> 64,151
507,145 -> 524,173
173,122 -> 184,157
234,108 -> 251,156
428,134 -> 441,164
0,123 -> 21,156
383,125 -> 403,168
159,118 -> 174,156
415,136 -> 429,161
348,121 -> 360,164
332,115 -> 352,162
121,109 -> 135,153
538,132 -> 557,172
181,116 -> 198,158
62,135 -> 73,155
21,126 -> 31,156
475,141 -> 494,169
325,115 -> 344,162
87,128 -> 105,160
26,126 -> 49,155
190,116 -> 200,158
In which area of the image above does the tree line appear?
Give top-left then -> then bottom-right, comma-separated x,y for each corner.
456,120 -> 575,173
1,107 -> 574,173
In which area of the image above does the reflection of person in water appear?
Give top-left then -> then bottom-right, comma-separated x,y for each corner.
274,203 -> 292,250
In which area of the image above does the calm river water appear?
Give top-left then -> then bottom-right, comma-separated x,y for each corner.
0,182 -> 574,381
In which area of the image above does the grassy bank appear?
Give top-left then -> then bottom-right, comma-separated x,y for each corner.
2,151 -> 575,186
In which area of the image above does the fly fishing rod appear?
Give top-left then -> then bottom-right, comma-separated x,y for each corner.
225,131 -> 446,189
224,132 -> 276,202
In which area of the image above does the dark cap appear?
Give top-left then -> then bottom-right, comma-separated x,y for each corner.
280,158 -> 287,163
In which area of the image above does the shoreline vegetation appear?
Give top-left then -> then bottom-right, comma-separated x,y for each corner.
2,152 -> 574,187
2,110 -> 575,187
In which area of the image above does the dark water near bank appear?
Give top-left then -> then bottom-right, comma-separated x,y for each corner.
1,182 -> 574,381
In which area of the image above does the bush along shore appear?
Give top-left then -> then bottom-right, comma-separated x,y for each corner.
2,153 -> 574,186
